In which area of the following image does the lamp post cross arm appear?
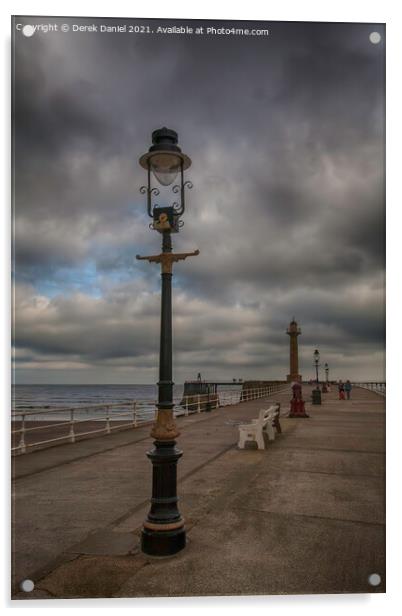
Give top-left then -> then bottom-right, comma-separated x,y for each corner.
136,249 -> 199,274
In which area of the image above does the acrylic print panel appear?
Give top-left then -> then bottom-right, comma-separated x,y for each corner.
11,16 -> 385,599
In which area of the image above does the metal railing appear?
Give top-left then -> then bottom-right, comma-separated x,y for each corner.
352,382 -> 386,396
11,401 -> 150,455
11,383 -> 288,455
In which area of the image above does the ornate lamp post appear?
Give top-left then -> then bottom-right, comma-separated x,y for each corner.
324,362 -> 329,383
137,127 -> 199,556
313,349 -> 320,385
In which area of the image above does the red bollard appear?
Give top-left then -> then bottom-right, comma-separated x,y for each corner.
289,382 -> 309,418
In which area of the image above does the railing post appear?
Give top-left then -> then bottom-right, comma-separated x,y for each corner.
69,410 -> 76,443
133,401 -> 138,427
19,413 -> 27,454
185,396 -> 189,416
197,394 -> 201,413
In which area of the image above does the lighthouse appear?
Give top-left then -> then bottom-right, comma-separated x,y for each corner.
286,318 -> 302,382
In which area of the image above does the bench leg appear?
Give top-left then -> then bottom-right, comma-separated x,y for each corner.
273,417 -> 282,434
238,433 -> 246,449
265,423 -> 275,441
256,433 -> 265,450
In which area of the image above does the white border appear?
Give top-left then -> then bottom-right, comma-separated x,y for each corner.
2,1 -> 401,613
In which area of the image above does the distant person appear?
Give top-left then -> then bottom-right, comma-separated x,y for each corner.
344,380 -> 352,400
338,380 -> 345,400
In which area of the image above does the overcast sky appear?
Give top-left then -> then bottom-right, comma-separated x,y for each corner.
12,17 -> 385,384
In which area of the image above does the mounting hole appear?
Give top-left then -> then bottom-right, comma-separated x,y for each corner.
368,573 -> 381,586
22,25 -> 35,37
369,32 -> 381,44
20,579 -> 35,592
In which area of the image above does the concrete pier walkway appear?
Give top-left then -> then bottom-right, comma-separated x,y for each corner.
12,385 -> 385,598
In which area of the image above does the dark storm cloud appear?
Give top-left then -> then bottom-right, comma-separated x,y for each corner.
12,17 -> 385,382
13,274 -> 384,383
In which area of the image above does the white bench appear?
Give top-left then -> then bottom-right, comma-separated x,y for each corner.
238,403 -> 281,450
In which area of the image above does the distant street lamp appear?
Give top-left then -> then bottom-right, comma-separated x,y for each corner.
324,362 -> 329,383
137,127 -> 199,556
313,349 -> 320,385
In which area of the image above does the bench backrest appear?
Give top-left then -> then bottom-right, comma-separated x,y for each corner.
256,403 -> 280,427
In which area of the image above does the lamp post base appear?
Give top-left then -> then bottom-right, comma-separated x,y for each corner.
289,398 -> 309,418
141,437 -> 186,557
141,525 -> 186,556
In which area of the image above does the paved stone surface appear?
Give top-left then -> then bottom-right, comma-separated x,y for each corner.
67,530 -> 139,556
11,386 -> 385,598
12,390 -> 289,590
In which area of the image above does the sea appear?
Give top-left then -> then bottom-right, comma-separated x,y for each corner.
11,384 -> 242,421
11,384 -> 178,421
12,384 -> 172,410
